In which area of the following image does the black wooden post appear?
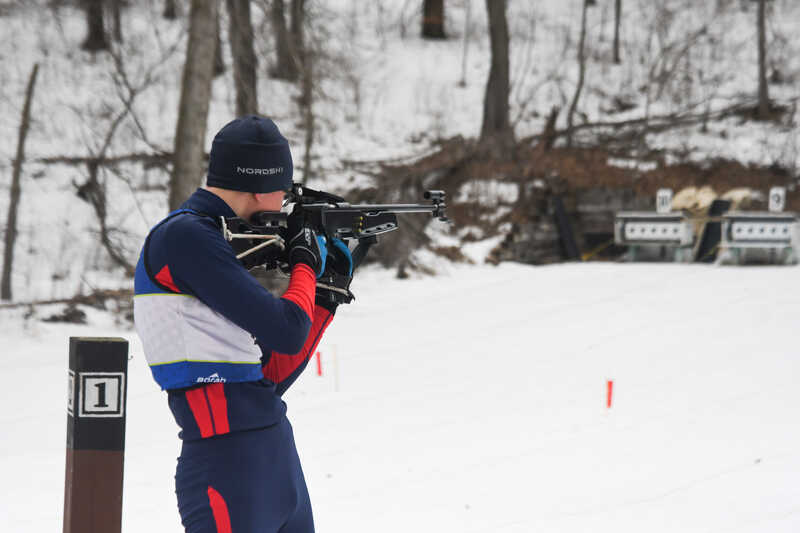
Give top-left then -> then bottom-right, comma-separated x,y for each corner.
64,337 -> 129,533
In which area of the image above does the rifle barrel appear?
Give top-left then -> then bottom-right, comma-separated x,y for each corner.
349,204 -> 438,213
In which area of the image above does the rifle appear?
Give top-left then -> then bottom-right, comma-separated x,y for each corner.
220,183 -> 448,272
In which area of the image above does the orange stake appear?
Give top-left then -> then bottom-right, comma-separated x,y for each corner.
607,380 -> 614,408
316,351 -> 322,376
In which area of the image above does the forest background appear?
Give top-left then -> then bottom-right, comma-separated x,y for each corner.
1,0 -> 798,318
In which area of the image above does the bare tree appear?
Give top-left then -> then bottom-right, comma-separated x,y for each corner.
225,0 -> 258,116
613,0 -> 621,64
111,0 -> 123,42
458,0 -> 472,86
300,49 -> 314,185
290,0 -> 306,72
566,0 -> 590,148
163,0 -> 179,19
271,0 -> 296,80
76,158 -> 134,276
290,0 -> 313,183
756,0 -> 770,119
81,0 -> 109,51
170,0 -> 220,211
73,47 -> 166,276
422,0 -> 446,39
214,10 -> 225,76
541,106 -> 560,151
2,64 -> 39,301
480,0 -> 513,150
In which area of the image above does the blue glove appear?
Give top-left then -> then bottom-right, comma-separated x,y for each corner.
316,238 -> 355,310
330,238 -> 353,276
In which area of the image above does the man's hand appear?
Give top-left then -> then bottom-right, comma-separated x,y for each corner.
286,210 -> 326,278
316,239 -> 355,311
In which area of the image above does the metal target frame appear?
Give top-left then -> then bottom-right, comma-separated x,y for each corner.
718,211 -> 799,264
614,211 -> 696,262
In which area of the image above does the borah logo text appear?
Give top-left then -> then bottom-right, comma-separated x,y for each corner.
196,373 -> 226,383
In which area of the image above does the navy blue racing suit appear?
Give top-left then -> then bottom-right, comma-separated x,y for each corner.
134,188 -> 334,532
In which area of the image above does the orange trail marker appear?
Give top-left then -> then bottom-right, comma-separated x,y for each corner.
316,351 -> 322,376
607,380 -> 614,408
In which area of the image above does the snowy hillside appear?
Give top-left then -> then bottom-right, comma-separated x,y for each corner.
1,0 -> 800,302
1,263 -> 799,532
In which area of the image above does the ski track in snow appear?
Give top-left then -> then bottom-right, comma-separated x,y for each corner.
1,263 -> 799,532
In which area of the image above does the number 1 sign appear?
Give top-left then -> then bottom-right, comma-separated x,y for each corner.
79,373 -> 125,418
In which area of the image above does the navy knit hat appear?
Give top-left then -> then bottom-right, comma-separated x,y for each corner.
207,115 -> 293,193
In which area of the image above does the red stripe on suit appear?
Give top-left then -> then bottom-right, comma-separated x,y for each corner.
205,383 -> 230,434
207,486 -> 233,533
185,388 -> 215,438
263,306 -> 333,384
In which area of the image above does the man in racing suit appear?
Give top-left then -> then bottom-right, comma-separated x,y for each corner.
134,115 -> 352,533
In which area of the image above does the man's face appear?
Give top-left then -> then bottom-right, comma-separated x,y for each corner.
244,190 -> 285,220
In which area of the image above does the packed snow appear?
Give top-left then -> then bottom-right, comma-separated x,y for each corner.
1,262 -> 799,532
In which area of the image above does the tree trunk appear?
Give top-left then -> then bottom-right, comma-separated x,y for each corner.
81,0 -> 109,51
422,0 -> 446,39
111,0 -> 123,43
214,10 -> 225,76
458,0 -> 471,87
480,0 -> 513,149
290,0 -> 306,73
163,0 -> 179,19
170,0 -> 219,211
2,64 -> 39,301
566,0 -> 590,148
757,0 -> 770,119
225,0 -> 258,116
542,106 -> 560,151
300,50 -> 314,185
613,0 -> 621,64
271,0 -> 296,80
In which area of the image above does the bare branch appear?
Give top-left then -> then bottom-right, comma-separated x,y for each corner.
0,288 -> 133,310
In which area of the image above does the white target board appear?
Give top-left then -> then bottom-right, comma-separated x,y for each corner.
615,212 -> 694,247
624,221 -> 685,241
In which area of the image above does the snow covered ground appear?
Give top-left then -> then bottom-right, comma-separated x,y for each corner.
2,262 -> 799,532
